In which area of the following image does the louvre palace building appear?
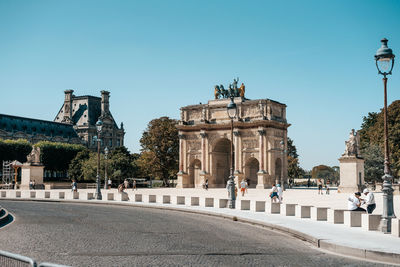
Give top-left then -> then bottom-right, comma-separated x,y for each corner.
0,90 -> 125,150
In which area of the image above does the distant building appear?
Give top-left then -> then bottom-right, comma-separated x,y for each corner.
54,90 -> 125,150
0,90 -> 124,150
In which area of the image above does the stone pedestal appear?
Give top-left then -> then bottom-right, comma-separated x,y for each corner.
338,156 -> 364,193
256,171 -> 272,189
176,172 -> 189,188
21,164 -> 44,190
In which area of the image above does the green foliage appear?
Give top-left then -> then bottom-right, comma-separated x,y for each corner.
139,117 -> 179,185
109,146 -> 136,183
35,141 -> 86,171
311,165 -> 337,181
68,150 -> 91,181
286,138 -> 304,178
361,144 -> 384,183
359,100 -> 400,178
0,139 -> 32,163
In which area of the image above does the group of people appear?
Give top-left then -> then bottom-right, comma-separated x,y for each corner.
317,178 -> 331,195
118,179 -> 137,192
348,189 -> 376,213
225,179 -> 250,198
269,184 -> 283,203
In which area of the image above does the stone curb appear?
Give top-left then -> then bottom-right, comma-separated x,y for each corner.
1,198 -> 399,265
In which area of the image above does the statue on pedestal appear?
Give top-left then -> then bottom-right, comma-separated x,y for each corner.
213,78 -> 245,99
26,146 -> 42,165
342,129 -> 361,157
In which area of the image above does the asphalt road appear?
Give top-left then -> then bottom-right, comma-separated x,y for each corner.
0,200 -> 393,267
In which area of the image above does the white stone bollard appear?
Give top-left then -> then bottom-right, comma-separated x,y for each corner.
311,207 -> 328,221
191,197 -> 199,206
266,202 -> 280,214
254,201 -> 265,212
59,192 -> 65,199
204,198 -> 214,207
73,192 -> 79,199
344,211 -> 364,227
392,219 -> 400,238
218,199 -> 228,208
240,200 -> 250,210
163,195 -> 171,204
135,194 -> 142,202
30,191 -> 36,198
176,196 -> 185,205
361,214 -> 381,231
21,191 -> 30,198
107,193 -> 114,201
327,209 -> 345,224
86,192 -> 94,200
296,205 -> 312,218
281,204 -> 296,216
45,191 -> 51,199
149,195 -> 156,203
116,192 -> 129,201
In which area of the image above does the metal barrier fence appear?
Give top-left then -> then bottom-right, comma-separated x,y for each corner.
0,250 -> 69,267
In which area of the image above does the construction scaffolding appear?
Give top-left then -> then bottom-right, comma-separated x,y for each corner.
1,161 -> 12,184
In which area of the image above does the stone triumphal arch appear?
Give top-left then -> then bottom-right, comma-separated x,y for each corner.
176,96 -> 290,189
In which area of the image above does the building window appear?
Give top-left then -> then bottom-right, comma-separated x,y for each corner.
117,139 -> 120,146
109,139 -> 112,147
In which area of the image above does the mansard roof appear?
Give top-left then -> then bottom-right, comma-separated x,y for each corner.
0,113 -> 79,139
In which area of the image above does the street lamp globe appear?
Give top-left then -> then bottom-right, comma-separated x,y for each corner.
96,119 -> 103,133
227,98 -> 237,119
375,38 -> 395,75
104,146 -> 109,156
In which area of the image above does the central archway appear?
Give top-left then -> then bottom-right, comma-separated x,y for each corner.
244,157 -> 259,188
211,138 -> 233,188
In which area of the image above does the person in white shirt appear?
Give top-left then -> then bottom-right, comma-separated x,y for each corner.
362,188 -> 376,214
347,192 -> 366,212
277,184 -> 283,203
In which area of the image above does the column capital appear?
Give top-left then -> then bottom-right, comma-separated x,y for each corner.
178,134 -> 186,140
258,129 -> 266,136
233,130 -> 240,137
200,131 -> 207,138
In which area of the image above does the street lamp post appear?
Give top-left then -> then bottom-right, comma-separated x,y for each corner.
104,147 -> 109,190
375,38 -> 396,233
227,96 -> 237,209
95,119 -> 103,200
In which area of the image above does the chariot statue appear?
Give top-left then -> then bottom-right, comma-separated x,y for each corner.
213,78 -> 245,99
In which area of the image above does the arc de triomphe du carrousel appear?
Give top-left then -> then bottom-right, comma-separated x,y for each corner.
176,79 -> 290,189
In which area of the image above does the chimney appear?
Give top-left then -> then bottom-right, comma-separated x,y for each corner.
62,89 -> 74,124
101,90 -> 110,116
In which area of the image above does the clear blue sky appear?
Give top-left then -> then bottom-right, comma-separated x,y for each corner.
1,0 -> 399,170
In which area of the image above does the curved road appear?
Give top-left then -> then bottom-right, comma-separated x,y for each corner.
0,201 -> 389,267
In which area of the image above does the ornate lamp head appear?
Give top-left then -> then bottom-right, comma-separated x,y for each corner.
375,38 -> 395,75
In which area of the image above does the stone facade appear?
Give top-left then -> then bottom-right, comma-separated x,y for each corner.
177,97 -> 290,189
54,90 -> 125,150
0,90 -> 124,151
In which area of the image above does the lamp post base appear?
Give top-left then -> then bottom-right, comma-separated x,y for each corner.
96,174 -> 102,200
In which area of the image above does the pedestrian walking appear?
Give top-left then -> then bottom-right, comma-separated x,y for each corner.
269,184 -> 279,203
107,178 -> 112,189
307,178 -> 310,188
71,179 -> 77,192
362,189 -> 376,214
347,192 -> 366,212
240,179 -> 247,197
277,184 -> 283,203
317,178 -> 323,195
124,179 -> 129,189
205,179 -> 208,190
326,179 -> 331,195
133,180 -> 137,190
118,183 -> 124,193
29,180 -> 33,190
32,180 -> 36,190
226,180 -> 231,198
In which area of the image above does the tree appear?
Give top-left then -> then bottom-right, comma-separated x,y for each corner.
0,139 -> 32,163
287,138 -> 304,178
139,117 -> 179,186
311,165 -> 336,181
359,100 -> 400,177
109,146 -> 135,183
68,149 -> 90,182
361,144 -> 384,183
